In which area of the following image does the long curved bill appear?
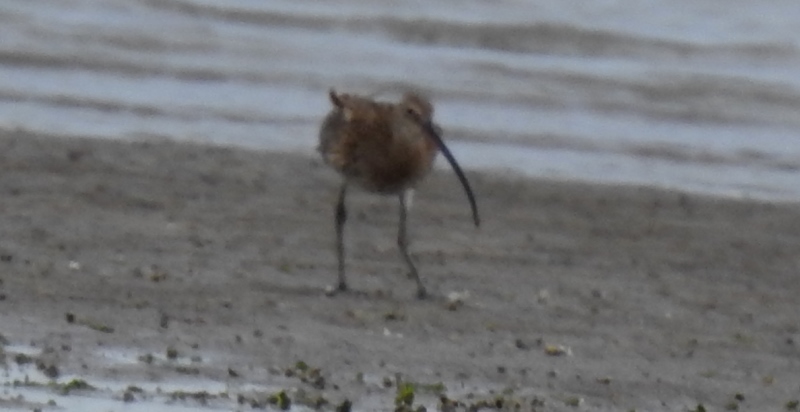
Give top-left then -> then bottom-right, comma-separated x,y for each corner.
420,120 -> 480,227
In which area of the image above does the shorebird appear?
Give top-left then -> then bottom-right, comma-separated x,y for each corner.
318,88 -> 479,299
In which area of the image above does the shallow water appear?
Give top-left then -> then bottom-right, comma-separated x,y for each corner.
1,344 -> 309,411
0,344 -> 463,412
2,0 -> 800,200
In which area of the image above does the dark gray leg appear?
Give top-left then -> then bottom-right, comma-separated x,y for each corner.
335,182 -> 348,292
398,190 -> 426,299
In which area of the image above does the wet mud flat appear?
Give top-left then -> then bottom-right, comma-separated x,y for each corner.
1,130 -> 799,411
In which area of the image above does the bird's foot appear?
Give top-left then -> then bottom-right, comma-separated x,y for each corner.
416,286 -> 428,300
324,281 -> 348,297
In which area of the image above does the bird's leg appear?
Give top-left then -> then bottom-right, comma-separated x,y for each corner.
398,190 -> 426,299
334,182 -> 348,292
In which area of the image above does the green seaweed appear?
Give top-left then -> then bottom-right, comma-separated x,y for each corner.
57,379 -> 95,395
395,382 -> 415,408
268,390 -> 291,411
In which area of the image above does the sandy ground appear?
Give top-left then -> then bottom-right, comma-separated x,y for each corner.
1,130 -> 799,411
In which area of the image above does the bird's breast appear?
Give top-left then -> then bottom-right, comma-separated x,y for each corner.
318,101 -> 439,194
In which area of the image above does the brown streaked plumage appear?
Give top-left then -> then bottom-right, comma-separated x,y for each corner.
318,88 -> 479,299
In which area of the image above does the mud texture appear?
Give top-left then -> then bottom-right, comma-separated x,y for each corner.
1,130 -> 799,411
